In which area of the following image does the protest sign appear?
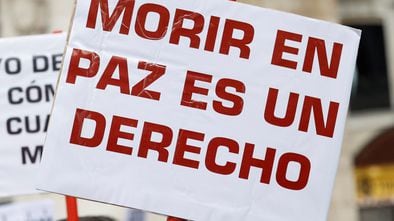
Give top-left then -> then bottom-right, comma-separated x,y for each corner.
37,0 -> 361,220
0,200 -> 54,221
0,33 -> 66,197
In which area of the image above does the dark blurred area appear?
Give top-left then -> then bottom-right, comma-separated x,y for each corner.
350,24 -> 391,112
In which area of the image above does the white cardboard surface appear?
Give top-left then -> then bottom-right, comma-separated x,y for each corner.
0,200 -> 54,221
0,33 -> 66,197
37,0 -> 360,220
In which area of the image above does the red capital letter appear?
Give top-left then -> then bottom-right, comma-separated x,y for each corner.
299,96 -> 339,138
106,115 -> 138,155
131,61 -> 166,101
138,122 -> 173,162
135,3 -> 170,40
173,129 -> 204,169
276,153 -> 311,190
264,88 -> 299,127
66,48 -> 100,84
271,30 -> 302,70
239,144 -> 276,184
181,71 -> 212,110
303,37 -> 343,79
213,78 -> 246,116
96,56 -> 130,94
70,108 -> 106,148
220,19 -> 254,59
86,0 -> 135,34
170,9 -> 205,49
206,137 -> 239,175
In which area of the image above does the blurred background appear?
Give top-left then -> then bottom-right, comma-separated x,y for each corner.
0,0 -> 393,221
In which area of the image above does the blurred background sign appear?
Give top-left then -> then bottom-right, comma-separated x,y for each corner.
356,164 -> 394,204
354,127 -> 394,221
0,200 -> 54,221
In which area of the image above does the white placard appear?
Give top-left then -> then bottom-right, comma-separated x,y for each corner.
37,0 -> 360,221
0,200 -> 54,221
0,33 -> 66,197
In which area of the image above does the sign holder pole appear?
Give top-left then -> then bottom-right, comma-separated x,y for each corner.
66,196 -> 79,221
53,29 -> 79,221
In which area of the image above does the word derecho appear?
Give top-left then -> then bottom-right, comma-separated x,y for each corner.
67,0 -> 345,191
